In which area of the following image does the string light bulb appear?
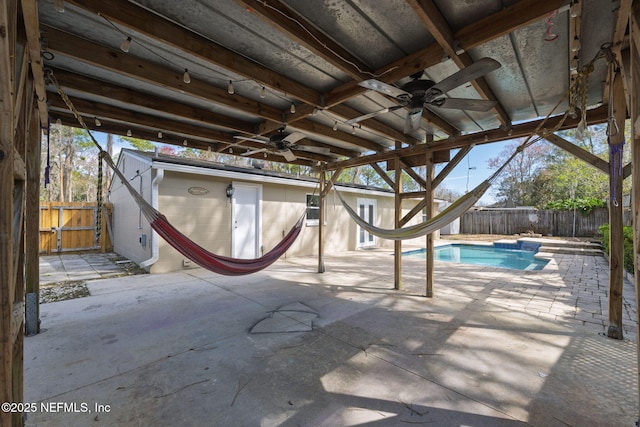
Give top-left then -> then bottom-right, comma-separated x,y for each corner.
157,131 -> 163,139
54,0 -> 65,13
120,37 -> 132,53
94,117 -> 101,127
183,139 -> 188,146
570,57 -> 579,72
259,86 -> 266,98
351,125 -> 356,134
571,37 -> 581,52
228,148 -> 233,154
570,1 -> 581,17
183,69 -> 191,84
126,129 -> 132,137
227,80 -> 234,94
290,103 -> 296,114
332,121 -> 338,131
56,118 -> 62,126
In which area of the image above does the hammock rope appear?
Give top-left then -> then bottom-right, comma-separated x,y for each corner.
47,70 -> 306,275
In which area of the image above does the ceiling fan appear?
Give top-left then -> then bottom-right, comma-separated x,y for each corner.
347,57 -> 501,133
233,130 -> 331,162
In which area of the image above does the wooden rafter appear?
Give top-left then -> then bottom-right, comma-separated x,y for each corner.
326,105 -> 609,170
326,0 -> 568,106
49,68 -> 255,134
543,133 -> 610,174
64,0 -> 414,148
20,0 -> 48,126
43,27 -> 388,155
43,26 -> 284,122
234,0 -> 371,80
406,0 -> 511,126
66,0 -> 323,107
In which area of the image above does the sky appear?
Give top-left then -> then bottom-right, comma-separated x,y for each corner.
90,129 -> 516,206
435,140 -> 515,205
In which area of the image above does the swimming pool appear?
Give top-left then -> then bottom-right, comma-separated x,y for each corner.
404,244 -> 549,271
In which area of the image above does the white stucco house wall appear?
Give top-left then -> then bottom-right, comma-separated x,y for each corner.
108,149 -> 440,273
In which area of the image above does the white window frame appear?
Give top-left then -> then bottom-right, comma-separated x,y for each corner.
305,194 -> 325,226
356,197 -> 377,247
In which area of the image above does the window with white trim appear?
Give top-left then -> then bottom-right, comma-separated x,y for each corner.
306,194 -> 322,226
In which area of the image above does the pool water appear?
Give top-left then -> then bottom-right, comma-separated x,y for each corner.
404,244 -> 548,271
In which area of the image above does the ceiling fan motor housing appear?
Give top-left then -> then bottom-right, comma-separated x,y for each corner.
398,79 -> 437,105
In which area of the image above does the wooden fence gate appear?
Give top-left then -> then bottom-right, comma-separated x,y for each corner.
39,202 -> 113,254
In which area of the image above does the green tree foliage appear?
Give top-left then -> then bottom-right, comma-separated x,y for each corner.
41,123 -> 101,202
336,164 -> 387,188
118,135 -> 155,151
487,141 -> 550,207
599,224 -> 634,273
435,187 -> 462,202
488,121 -> 632,208
544,197 -> 606,215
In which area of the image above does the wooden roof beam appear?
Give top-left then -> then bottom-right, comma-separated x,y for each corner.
542,133 -> 609,174
326,0 -> 569,107
65,0 -> 323,107
325,105 -> 609,170
406,0 -> 511,127
49,68 -> 256,134
48,94 -> 239,145
43,26 -> 288,123
234,0 -> 371,80
44,27 -> 365,156
49,110 -> 324,165
20,0 -> 48,127
67,0 -> 412,148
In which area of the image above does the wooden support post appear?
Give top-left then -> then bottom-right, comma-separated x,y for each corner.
318,170 -> 325,273
1,2 -> 21,425
425,151 -> 435,297
394,141 -> 402,290
607,64 -> 627,340
25,105 -> 40,335
629,2 -> 640,421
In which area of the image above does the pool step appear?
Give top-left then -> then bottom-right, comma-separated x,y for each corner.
529,239 -> 604,256
536,246 -> 604,256
494,237 -> 604,256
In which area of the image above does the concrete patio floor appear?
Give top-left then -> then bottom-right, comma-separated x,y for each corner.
26,247 -> 638,426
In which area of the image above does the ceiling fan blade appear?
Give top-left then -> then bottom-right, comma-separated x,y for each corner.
404,109 -> 423,134
428,58 -> 501,98
241,148 -> 269,156
346,105 -> 403,125
280,149 -> 297,162
234,135 -> 267,144
282,132 -> 305,144
359,79 -> 410,98
429,97 -> 497,112
294,145 -> 331,154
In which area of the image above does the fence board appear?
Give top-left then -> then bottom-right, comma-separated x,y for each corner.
39,202 -> 112,254
460,208 -> 610,237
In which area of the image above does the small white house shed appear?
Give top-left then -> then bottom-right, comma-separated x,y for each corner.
109,149 -> 439,273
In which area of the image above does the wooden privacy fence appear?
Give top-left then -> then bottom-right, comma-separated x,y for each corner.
460,208 -> 610,237
39,202 -> 113,254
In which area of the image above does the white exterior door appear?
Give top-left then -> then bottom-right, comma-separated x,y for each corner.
357,198 -> 376,248
232,183 -> 262,259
